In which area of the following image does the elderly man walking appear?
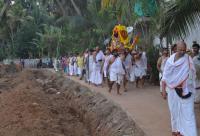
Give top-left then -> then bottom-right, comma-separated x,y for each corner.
162,41 -> 197,136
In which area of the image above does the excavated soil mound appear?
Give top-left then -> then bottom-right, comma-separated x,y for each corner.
0,69 -> 145,136
0,70 -> 90,136
0,63 -> 21,78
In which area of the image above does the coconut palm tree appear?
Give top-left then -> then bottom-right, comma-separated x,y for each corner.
101,0 -> 135,24
160,0 -> 200,41
53,0 -> 87,17
0,0 -> 11,22
0,1 -> 34,58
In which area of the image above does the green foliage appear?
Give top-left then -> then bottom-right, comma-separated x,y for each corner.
1,0 -> 198,61
160,0 -> 200,41
0,43 -> 6,61
14,21 -> 39,58
146,46 -> 159,84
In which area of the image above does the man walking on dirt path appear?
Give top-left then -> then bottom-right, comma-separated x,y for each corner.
123,48 -> 132,92
102,48 -> 112,86
192,42 -> 200,103
108,50 -> 126,95
94,46 -> 104,86
134,50 -> 147,88
157,48 -> 169,94
162,41 -> 197,136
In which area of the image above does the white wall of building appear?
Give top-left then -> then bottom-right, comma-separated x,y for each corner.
153,25 -> 200,49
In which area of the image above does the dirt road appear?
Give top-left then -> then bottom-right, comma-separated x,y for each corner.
69,76 -> 200,136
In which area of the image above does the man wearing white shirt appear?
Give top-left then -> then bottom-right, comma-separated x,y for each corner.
162,41 -> 197,136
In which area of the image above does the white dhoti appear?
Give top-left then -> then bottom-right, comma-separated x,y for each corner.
69,64 -> 74,75
87,56 -> 94,82
109,57 -> 125,84
77,67 -> 82,75
129,65 -> 136,82
178,95 -> 197,136
134,66 -> 146,79
53,59 -> 58,72
167,89 -> 197,136
103,55 -> 112,78
167,87 -> 197,136
109,72 -> 124,84
90,63 -> 102,85
167,87 -> 180,132
125,68 -> 131,81
103,70 -> 108,78
124,54 -> 132,81
88,68 -> 92,82
73,63 -> 78,75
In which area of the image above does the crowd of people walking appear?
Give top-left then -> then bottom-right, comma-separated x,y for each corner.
60,46 -> 147,95
59,41 -> 200,136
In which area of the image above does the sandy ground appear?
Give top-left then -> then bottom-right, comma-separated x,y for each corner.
0,69 -> 91,136
69,76 -> 200,136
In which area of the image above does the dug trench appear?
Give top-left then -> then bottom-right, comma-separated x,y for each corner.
0,68 -> 145,136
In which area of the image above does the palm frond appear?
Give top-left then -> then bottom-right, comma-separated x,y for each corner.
160,0 -> 200,40
101,0 -> 111,9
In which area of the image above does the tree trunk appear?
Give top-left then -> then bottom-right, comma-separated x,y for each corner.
0,0 -> 10,22
55,0 -> 66,16
70,0 -> 82,16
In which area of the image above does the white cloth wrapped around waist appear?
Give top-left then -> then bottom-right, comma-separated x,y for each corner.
167,87 -> 197,136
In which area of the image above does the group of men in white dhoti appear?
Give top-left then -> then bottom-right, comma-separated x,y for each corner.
59,41 -> 199,136
62,46 -> 148,94
58,47 -> 147,94
106,48 -> 147,94
161,41 -> 199,136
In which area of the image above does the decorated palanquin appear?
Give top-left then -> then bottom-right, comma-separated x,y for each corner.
108,24 -> 140,52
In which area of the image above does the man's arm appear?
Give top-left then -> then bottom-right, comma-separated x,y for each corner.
162,81 -> 167,99
196,87 -> 200,90
157,57 -> 162,72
